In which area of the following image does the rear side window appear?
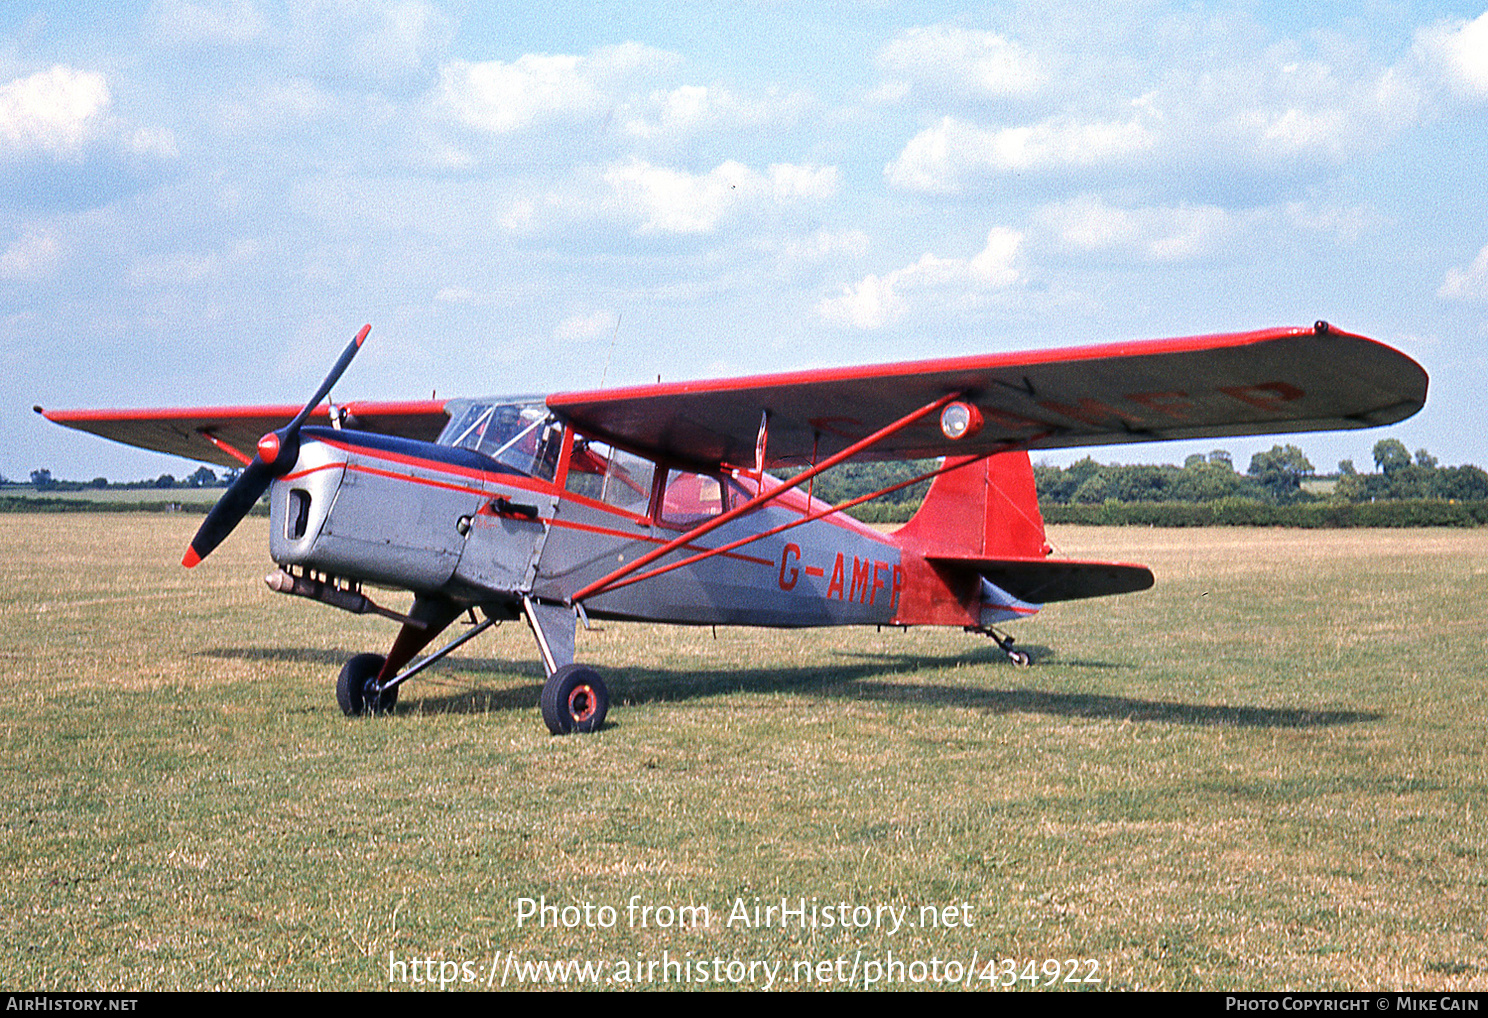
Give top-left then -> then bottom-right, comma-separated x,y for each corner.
658,469 -> 727,528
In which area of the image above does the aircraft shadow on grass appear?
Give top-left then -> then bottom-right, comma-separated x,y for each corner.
204,644 -> 1381,730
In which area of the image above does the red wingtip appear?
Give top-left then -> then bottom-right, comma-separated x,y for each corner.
182,547 -> 202,569
355,324 -> 371,347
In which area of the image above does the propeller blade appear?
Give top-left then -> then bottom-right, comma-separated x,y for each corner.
182,459 -> 274,567
182,323 -> 371,568
286,323 -> 371,434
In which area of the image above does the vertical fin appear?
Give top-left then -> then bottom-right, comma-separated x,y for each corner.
894,451 -> 1048,560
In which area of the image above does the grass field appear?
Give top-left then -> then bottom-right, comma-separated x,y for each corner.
0,486 -> 224,506
2,514 -> 1484,991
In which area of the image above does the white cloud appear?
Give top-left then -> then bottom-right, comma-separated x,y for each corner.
1031,194 -> 1377,265
620,83 -> 810,142
1439,244 -> 1488,302
818,227 -> 1023,329
0,228 -> 62,280
437,54 -> 598,134
765,162 -> 838,200
877,25 -> 1045,100
885,114 -> 1154,193
0,66 -> 111,160
128,127 -> 180,159
1033,195 -> 1235,262
879,20 -> 1465,198
818,271 -> 903,330
1414,11 -> 1488,99
553,310 -> 619,342
1281,200 -> 1380,244
604,158 -> 838,235
1198,47 -> 1426,162
436,43 -> 677,135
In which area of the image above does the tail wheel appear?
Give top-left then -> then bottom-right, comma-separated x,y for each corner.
337,653 -> 399,716
541,663 -> 609,735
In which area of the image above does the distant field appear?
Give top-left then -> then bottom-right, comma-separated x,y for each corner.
0,485 -> 224,506
1,514 -> 1484,991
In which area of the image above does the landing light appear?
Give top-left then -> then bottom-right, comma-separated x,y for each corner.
940,401 -> 983,441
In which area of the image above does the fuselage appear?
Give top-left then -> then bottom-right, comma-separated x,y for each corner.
265,400 -> 964,629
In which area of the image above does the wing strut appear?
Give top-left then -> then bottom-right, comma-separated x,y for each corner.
568,390 -> 964,605
582,453 -> 993,600
196,430 -> 254,467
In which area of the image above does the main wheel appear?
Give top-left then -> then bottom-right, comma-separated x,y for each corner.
337,653 -> 399,716
540,664 -> 609,735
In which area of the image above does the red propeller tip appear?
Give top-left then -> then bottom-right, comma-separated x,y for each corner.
182,547 -> 202,568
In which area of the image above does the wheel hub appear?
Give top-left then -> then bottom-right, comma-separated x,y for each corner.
567,685 -> 596,721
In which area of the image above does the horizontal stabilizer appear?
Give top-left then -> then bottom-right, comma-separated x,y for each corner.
931,556 -> 1155,604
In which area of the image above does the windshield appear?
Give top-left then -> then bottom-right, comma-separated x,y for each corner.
438,398 -> 561,481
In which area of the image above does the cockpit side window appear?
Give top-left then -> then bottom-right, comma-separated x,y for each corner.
564,439 -> 655,516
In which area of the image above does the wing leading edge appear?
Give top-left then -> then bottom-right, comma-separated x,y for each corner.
548,324 -> 1427,469
38,400 -> 449,470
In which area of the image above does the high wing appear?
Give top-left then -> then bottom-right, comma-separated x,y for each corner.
38,400 -> 449,470
547,324 -> 1427,469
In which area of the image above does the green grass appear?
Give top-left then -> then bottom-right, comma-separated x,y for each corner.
1,516 -> 1485,990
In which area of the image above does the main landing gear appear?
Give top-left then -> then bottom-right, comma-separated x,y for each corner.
337,653 -> 399,715
540,663 -> 610,735
335,647 -> 611,735
332,594 -> 611,735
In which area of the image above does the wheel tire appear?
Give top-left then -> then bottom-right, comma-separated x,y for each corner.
540,663 -> 609,735
337,653 -> 398,716
1008,650 -> 1032,668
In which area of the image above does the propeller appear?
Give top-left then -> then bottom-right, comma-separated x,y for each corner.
183,324 -> 371,568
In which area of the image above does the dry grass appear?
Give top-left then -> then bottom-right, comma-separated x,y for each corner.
1,515 -> 1485,990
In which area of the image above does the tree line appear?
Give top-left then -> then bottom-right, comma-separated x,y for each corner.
804,439 -> 1487,524
1034,439 -> 1488,506
12,467 -> 236,492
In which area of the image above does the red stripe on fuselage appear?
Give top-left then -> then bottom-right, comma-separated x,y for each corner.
306,434 -> 881,577
311,435 -> 555,497
539,514 -> 776,568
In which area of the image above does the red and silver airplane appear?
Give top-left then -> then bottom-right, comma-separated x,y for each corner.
38,321 -> 1427,734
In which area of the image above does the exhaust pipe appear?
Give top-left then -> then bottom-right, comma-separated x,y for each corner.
265,569 -> 423,627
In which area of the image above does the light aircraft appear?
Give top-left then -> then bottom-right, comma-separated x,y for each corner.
38,321 -> 1427,734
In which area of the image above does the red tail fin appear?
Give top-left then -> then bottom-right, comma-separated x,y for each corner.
894,451 -> 1049,560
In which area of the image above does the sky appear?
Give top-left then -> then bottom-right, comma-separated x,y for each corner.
5,0 -> 1487,483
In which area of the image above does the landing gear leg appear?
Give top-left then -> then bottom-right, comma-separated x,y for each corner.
525,597 -> 607,735
994,630 -> 1031,667
968,626 -> 1031,667
334,594 -> 466,719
